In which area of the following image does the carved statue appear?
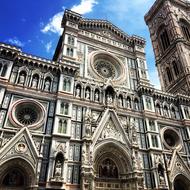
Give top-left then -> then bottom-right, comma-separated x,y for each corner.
85,89 -> 90,100
130,118 -> 138,144
44,79 -> 51,91
155,155 -> 165,185
54,160 -> 62,177
76,87 -> 81,97
146,97 -> 152,110
84,108 -> 92,137
126,99 -> 131,108
94,91 -> 99,102
32,76 -> 38,88
132,150 -> 138,170
106,93 -> 113,104
19,73 -> 25,85
134,101 -> 139,110
118,97 -> 123,107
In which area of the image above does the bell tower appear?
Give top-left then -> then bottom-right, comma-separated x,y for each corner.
145,0 -> 190,95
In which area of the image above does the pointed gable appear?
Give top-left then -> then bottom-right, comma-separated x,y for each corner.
0,127 -> 40,168
92,109 -> 130,148
169,150 -> 190,182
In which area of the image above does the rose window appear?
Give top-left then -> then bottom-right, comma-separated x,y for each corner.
89,51 -> 126,84
9,99 -> 45,128
16,106 -> 38,125
94,60 -> 116,79
162,128 -> 182,149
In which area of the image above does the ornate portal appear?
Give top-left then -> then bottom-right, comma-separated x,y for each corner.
99,158 -> 118,178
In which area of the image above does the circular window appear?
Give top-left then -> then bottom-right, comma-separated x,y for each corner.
89,51 -> 126,84
9,99 -> 45,128
94,60 -> 116,79
162,128 -> 181,149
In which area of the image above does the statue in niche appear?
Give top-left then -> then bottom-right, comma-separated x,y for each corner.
76,87 -> 81,97
146,97 -> 152,110
130,118 -> 138,145
163,107 -> 168,117
44,79 -> 51,91
32,76 -> 38,88
132,150 -> 138,170
54,160 -> 62,178
85,88 -> 90,100
84,108 -> 92,137
118,97 -> 123,107
126,98 -> 131,108
134,100 -> 139,110
155,155 -> 165,184
94,91 -> 99,102
106,93 -> 113,104
171,109 -> 176,119
138,154 -> 143,170
18,73 -> 25,85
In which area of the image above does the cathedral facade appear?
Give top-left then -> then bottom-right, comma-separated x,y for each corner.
0,0 -> 190,190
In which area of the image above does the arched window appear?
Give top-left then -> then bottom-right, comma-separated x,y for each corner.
68,36 -> 74,45
70,48 -> 74,57
60,102 -> 69,115
173,61 -> 179,76
0,62 -> 2,72
158,26 -> 170,51
166,67 -> 173,82
180,19 -> 190,41
66,48 -> 74,57
0,64 -> 7,77
66,79 -> 71,91
63,78 -> 71,92
66,48 -> 70,56
58,119 -> 67,134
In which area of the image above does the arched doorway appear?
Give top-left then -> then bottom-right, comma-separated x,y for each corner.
2,168 -> 25,189
174,175 -> 190,190
0,158 -> 36,190
94,141 -> 132,190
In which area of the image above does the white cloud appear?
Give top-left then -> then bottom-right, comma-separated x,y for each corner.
41,11 -> 64,35
71,0 -> 98,14
41,0 -> 97,35
45,41 -> 52,53
7,37 -> 24,47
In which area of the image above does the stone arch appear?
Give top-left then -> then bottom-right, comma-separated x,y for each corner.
173,174 -> 190,190
0,158 -> 36,189
93,140 -> 132,176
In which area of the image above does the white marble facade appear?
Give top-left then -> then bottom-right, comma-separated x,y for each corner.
0,1 -> 190,190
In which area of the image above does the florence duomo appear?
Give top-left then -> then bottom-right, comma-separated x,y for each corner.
1,0 -> 190,189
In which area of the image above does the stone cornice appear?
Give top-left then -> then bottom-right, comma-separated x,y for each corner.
145,0 -> 190,24
0,42 -> 79,76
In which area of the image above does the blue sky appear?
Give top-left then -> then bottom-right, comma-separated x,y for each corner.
0,0 -> 160,88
